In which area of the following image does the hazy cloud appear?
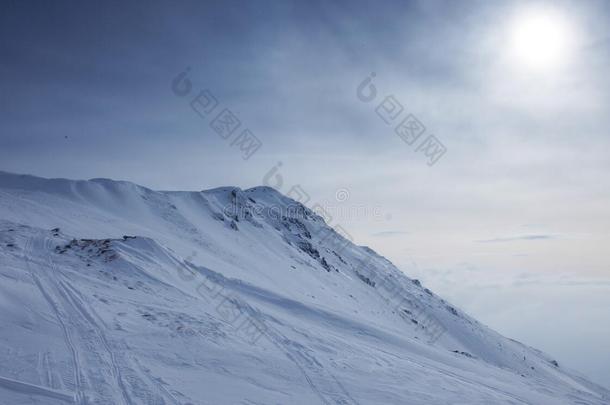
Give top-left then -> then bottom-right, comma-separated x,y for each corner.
372,230 -> 410,237
475,234 -> 555,243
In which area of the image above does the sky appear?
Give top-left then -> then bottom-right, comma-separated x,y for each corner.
1,0 -> 609,388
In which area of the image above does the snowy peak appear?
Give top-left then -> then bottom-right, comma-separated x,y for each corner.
0,171 -> 608,404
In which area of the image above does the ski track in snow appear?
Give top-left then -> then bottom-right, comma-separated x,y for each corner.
25,237 -> 86,405
21,235 -> 176,405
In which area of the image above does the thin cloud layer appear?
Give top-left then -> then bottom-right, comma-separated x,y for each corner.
372,230 -> 410,237
476,234 -> 555,243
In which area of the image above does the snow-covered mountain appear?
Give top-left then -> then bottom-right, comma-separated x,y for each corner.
0,170 -> 607,405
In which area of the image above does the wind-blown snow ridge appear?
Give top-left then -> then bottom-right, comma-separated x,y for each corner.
0,170 -> 608,404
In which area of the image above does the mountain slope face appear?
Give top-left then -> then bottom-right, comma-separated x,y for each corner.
0,171 -> 607,405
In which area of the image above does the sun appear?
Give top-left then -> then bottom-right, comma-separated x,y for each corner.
508,6 -> 575,71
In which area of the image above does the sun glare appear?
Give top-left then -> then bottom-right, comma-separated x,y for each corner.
508,6 -> 575,71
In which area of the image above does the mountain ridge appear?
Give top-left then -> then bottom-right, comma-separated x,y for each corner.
0,170 -> 608,404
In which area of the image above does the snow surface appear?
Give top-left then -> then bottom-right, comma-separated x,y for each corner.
0,170 -> 608,404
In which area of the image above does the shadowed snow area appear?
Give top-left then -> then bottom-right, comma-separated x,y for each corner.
0,171 -> 608,404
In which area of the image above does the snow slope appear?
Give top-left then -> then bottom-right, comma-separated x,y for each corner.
0,170 -> 607,404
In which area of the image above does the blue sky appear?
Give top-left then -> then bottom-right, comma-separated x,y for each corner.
1,0 -> 609,387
